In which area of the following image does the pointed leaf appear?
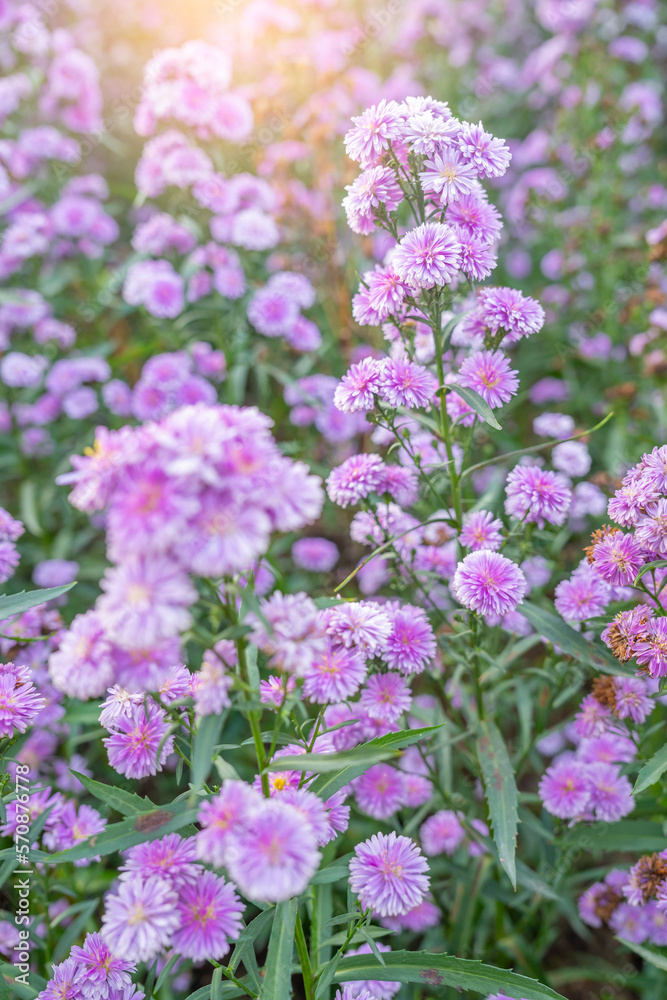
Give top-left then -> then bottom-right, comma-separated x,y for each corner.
634,743 -> 667,795
446,383 -> 502,430
519,601 -> 629,674
477,719 -> 519,889
334,950 -> 566,999
72,772 -> 155,816
260,898 -> 297,1000
191,714 -> 224,797
0,583 -> 76,622
616,937 -> 667,971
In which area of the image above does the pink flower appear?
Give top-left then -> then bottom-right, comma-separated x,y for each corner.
457,350 -> 518,408
453,551 -> 526,617
171,870 -> 244,962
349,832 -> 430,917
378,359 -> 438,409
392,223 -> 462,289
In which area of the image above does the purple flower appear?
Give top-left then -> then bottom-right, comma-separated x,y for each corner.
302,641 -> 367,704
457,122 -> 511,178
458,350 -> 518,409
247,286 -> 299,338
33,559 -> 78,588
609,902 -> 649,943
554,564 -> 609,623
420,150 -> 478,204
377,359 -> 438,409
334,358 -> 384,413
225,799 -> 321,902
420,810 -> 465,856
354,764 -> 406,820
70,933 -> 135,999
590,530 -> 644,587
574,695 -> 612,739
171,870 -> 243,961
343,166 -> 403,234
635,499 -> 667,556
101,875 -> 180,962
476,287 -> 545,343
196,780 -> 262,868
97,557 -> 196,649
392,223 -> 462,289
453,551 -> 526,617
359,672 -> 412,724
343,943 -> 401,1000
459,510 -> 503,551
586,762 -> 634,822
344,100 -> 404,167
292,537 -> 339,573
551,440 -> 591,478
104,703 -> 174,779
0,663 -> 45,737
452,227 -> 498,281
538,758 -> 590,819
249,592 -> 326,675
326,454 -> 386,508
446,193 -> 503,243
325,602 -> 392,655
382,604 -> 436,674
120,834 -> 198,890
349,831 -> 430,917
504,465 -> 572,528
533,412 -> 575,438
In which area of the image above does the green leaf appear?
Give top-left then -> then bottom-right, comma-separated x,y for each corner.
446,383 -> 502,430
229,908 -> 274,975
19,480 -> 42,536
634,743 -> 667,795
519,601 -> 628,674
260,898 -> 297,1000
211,968 -> 223,1000
72,772 -> 155,816
0,964 -> 42,999
561,820 -> 667,854
633,560 -> 667,586
0,583 -> 76,622
334,951 -> 566,999
616,937 -> 667,971
477,719 -> 519,889
303,726 -> 443,801
311,854 -> 353,885
190,714 -> 224,798
155,955 -> 181,994
45,798 -> 199,863
51,898 -> 98,964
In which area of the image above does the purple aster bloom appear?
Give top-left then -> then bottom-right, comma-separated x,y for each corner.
629,617 -> 667,678
267,272 -> 315,310
590,530 -> 644,587
613,676 -> 653,724
459,510 -> 504,551
0,540 -> 19,584
247,286 -> 299,338
420,150 -> 478,204
354,763 -> 406,820
33,559 -> 78,588
196,780 -> 263,868
420,810 -> 465,856
326,454 -> 387,508
624,854 -> 667,906
359,672 -> 412,724
97,557 -> 196,649
554,564 -> 610,623
104,703 -> 174,780
37,959 -> 83,1000
458,350 -> 518,409
608,480 -> 661,528
402,109 -> 459,155
452,227 -> 498,281
381,898 -> 442,933
476,287 -> 545,343
538,758 -> 590,819
586,762 -> 634,822
249,592 -> 326,675
377,359 -> 437,409
225,799 -> 321,902
457,122 -> 511,178
323,790 -> 350,844
344,100 -> 405,167
640,446 -> 667,492
292,537 -> 339,573
381,604 -> 436,674
349,831 -> 430,917
70,933 -> 135,999
302,640 -> 367,704
392,223 -> 462,290
343,943 -> 401,1000
343,166 -> 403,234
533,412 -> 575,438
259,674 -> 296,708
574,694 -> 613,738
0,663 -> 45,737
0,508 -> 24,542
52,802 -> 107,863
578,881 -> 615,928
446,193 -> 503,243
504,465 -> 572,528
577,733 -> 637,764
644,901 -> 667,945
609,902 -> 649,943
120,834 -> 198,889
334,358 -> 384,413
171,870 -> 243,962
325,602 -> 392,655
453,551 -> 526,617
552,441 -> 591,478
635,499 -> 667,556
101,875 -> 180,963
0,352 -> 48,388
